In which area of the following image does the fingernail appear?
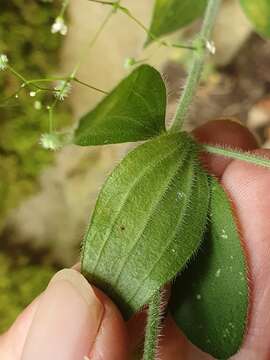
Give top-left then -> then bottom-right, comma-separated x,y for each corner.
22,269 -> 104,360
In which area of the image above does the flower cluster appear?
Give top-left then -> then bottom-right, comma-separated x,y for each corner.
54,80 -> 72,101
51,17 -> 68,36
40,133 -> 62,151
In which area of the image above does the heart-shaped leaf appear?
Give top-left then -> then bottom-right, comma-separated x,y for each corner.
170,177 -> 249,359
240,0 -> 270,38
74,65 -> 166,146
81,132 -> 209,318
147,0 -> 207,44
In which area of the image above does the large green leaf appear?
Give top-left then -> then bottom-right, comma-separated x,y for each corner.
147,0 -> 207,44
81,132 -> 209,317
240,0 -> 270,38
170,178 -> 249,359
74,65 -> 166,146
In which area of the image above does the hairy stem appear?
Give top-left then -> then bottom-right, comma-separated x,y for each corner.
204,145 -> 270,169
170,0 -> 221,132
143,290 -> 163,360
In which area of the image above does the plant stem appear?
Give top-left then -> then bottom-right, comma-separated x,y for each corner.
59,0 -> 70,18
47,5 -> 116,133
170,0 -> 221,132
7,65 -> 28,83
143,290 -> 163,360
73,78 -> 108,94
88,0 -> 196,50
204,145 -> 270,169
119,7 -> 195,51
70,9 -> 114,78
7,66 -> 58,91
87,0 -> 116,5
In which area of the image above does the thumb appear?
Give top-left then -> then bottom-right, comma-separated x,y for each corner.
1,269 -> 128,360
22,269 -> 103,359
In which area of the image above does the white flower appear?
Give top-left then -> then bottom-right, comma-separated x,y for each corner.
54,80 -> 72,101
51,17 -> 68,36
206,40 -> 216,55
0,54 -> 8,71
40,133 -> 62,151
29,91 -> 37,97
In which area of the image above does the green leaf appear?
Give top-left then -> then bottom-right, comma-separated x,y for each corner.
147,0 -> 207,44
240,0 -> 270,37
170,177 -> 248,359
81,132 -> 209,318
74,65 -> 166,146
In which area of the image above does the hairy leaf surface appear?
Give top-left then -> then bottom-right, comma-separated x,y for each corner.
240,0 -> 270,37
74,65 -> 166,146
82,132 -> 209,317
147,0 -> 207,43
170,178 -> 248,359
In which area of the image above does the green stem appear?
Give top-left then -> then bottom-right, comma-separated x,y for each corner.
143,290 -> 163,360
87,0 -> 195,50
8,65 -> 27,83
48,106 -> 54,133
170,0 -> 221,132
70,8 -> 114,78
87,0 -> 116,5
47,6 -> 115,133
7,66 -> 57,91
119,6 -> 195,50
204,145 -> 270,169
59,0 -> 70,18
73,78 -> 108,94
25,77 -> 66,84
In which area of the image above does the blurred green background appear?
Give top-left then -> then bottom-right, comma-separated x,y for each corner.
0,0 -> 68,331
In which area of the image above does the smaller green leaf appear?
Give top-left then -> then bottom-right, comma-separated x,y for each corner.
74,65 -> 166,146
170,177 -> 249,359
147,0 -> 207,44
240,0 -> 270,38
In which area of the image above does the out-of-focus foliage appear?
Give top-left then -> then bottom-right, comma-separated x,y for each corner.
0,0 -> 69,331
0,0 -> 70,231
240,0 -> 270,38
0,253 -> 54,332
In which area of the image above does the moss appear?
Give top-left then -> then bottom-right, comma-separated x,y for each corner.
0,0 -> 71,230
0,1 -> 70,330
0,253 -> 55,332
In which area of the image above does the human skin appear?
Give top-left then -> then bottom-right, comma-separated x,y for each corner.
1,119 -> 270,360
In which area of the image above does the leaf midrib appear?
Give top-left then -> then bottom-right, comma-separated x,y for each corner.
126,159 -> 196,304
112,149 -> 190,287
85,140 -> 185,273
